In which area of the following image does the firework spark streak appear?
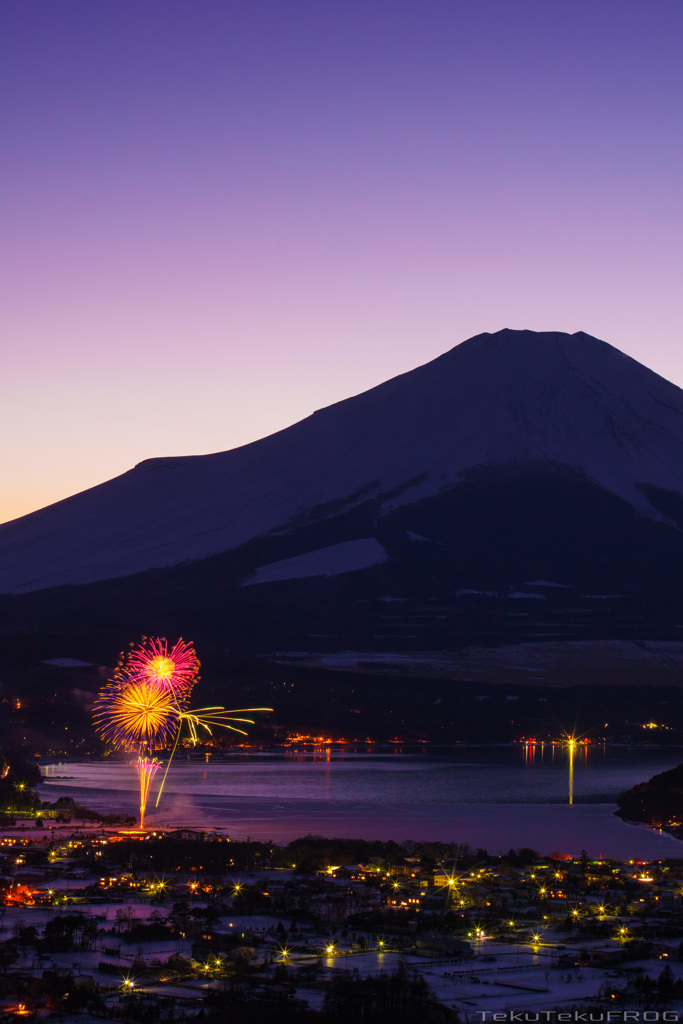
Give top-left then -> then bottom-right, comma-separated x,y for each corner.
179,707 -> 273,741
136,759 -> 161,829
154,706 -> 274,806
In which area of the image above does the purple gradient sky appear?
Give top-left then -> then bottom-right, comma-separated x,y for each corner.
2,1 -> 681,523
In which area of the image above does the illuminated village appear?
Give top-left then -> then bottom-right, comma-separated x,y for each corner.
2,788 -> 683,1021
1,640 -> 683,1019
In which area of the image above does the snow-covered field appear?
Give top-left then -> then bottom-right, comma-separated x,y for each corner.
273,639 -> 683,686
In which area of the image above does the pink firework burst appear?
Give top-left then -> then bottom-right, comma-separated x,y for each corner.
123,637 -> 199,703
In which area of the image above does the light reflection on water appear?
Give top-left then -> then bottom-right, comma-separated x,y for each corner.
37,746 -> 683,860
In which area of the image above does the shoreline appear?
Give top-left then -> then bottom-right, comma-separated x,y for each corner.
37,738 -> 683,765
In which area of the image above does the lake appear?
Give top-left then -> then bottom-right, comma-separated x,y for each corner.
38,744 -> 683,860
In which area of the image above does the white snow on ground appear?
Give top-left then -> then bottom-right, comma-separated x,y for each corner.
455,589 -> 498,597
272,640 -> 683,686
4,329 -> 683,592
242,538 -> 387,586
525,580 -> 571,587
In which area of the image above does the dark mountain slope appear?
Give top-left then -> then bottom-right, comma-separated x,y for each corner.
3,329 -> 683,691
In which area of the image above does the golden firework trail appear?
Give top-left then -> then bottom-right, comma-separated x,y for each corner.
136,759 -> 161,830
180,707 -> 273,741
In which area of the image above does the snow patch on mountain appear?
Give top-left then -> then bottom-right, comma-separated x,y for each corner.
242,538 -> 387,586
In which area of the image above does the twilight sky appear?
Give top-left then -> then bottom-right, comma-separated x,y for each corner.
2,0 -> 681,524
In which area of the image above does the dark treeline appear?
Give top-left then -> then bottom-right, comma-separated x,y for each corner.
616,761 -> 683,830
201,963 -> 456,1024
69,833 -> 540,878
0,748 -> 41,814
323,962 -> 455,1024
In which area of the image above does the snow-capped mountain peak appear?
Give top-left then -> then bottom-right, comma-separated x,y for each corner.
2,328 -> 683,594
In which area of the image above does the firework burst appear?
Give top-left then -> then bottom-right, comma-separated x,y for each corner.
94,677 -> 180,750
94,637 -> 272,828
121,637 -> 199,704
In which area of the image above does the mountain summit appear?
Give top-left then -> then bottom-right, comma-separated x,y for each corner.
2,328 -> 683,597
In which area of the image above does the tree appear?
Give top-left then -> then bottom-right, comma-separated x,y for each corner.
323,962 -> 446,1024
658,963 -> 675,1001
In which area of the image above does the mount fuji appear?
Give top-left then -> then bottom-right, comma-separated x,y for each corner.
4,328 -> 683,689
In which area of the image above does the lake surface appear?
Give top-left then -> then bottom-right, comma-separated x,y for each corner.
38,745 -> 683,860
